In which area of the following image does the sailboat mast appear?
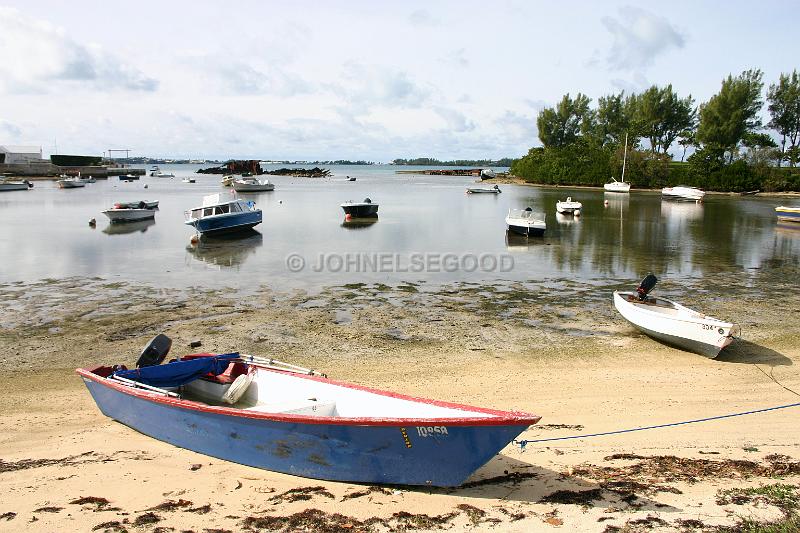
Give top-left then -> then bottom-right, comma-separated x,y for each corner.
621,133 -> 628,183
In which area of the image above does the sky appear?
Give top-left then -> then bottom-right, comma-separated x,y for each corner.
0,1 -> 798,161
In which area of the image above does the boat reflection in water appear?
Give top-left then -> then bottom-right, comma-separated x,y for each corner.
102,219 -> 156,235
660,199 -> 703,221
505,229 -> 546,251
555,212 -> 581,226
186,229 -> 263,268
341,218 -> 379,230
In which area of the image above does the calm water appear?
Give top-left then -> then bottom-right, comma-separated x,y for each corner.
0,164 -> 798,290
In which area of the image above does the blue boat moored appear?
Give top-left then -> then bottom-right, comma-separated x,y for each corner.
77,338 -> 540,487
185,193 -> 262,235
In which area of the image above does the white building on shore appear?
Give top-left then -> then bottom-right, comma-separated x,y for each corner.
0,145 -> 43,164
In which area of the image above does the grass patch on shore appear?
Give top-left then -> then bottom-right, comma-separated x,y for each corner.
716,483 -> 800,533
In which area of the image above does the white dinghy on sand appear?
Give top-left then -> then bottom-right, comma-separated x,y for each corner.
613,274 -> 740,358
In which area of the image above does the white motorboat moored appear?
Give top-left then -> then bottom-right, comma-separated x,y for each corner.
613,274 -> 740,358
505,208 -> 546,236
232,177 -> 275,192
221,175 -> 235,187
556,196 -> 582,215
103,206 -> 157,223
662,186 -> 705,201
57,176 -> 86,189
466,185 -> 501,194
153,170 -> 175,178
0,179 -> 34,191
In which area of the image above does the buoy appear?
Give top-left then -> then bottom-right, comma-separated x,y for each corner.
345,213 -> 352,221
190,234 -> 199,245
89,218 -> 96,227
575,210 -> 581,217
144,184 -> 148,189
603,200 -> 609,206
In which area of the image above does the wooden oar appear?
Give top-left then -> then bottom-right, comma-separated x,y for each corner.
238,354 -> 326,377
109,375 -> 180,397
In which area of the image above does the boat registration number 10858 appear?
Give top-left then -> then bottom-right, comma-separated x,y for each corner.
416,426 -> 449,437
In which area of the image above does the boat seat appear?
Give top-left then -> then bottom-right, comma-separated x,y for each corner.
626,295 -> 673,308
244,399 -> 337,417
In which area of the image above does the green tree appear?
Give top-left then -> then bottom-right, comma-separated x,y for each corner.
634,84 -> 696,155
767,70 -> 800,167
587,91 -> 635,147
537,93 -> 592,148
678,129 -> 696,162
697,69 -> 764,163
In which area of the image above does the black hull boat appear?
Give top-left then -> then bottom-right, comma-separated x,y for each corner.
341,198 -> 379,218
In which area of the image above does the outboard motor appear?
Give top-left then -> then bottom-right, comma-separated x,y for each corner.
636,274 -> 658,301
136,333 -> 172,368
364,197 -> 372,203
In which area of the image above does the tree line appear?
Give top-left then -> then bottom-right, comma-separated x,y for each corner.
511,69 -> 800,191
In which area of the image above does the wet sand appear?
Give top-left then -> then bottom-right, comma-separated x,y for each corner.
1,277 -> 798,532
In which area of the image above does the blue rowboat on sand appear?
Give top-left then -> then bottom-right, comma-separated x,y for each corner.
77,349 -> 540,487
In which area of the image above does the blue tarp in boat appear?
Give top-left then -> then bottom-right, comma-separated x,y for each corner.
114,353 -> 239,388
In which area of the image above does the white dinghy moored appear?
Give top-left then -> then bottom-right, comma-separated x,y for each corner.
613,274 -> 740,358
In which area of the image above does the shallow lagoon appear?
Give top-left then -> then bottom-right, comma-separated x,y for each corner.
0,164 -> 797,290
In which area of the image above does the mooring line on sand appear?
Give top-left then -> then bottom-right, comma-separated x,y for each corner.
753,364 -> 800,398
513,401 -> 800,449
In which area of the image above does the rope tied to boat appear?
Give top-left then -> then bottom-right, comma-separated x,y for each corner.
513,401 -> 800,450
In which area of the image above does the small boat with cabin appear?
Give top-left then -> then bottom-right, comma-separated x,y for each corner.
341,198 -> 379,218
153,170 -> 175,178
185,193 -> 262,235
57,176 -> 86,188
182,177 -> 196,183
505,207 -> 546,236
613,274 -> 740,358
77,334 -> 540,487
556,196 -> 582,215
221,175 -> 235,186
232,176 -> 275,192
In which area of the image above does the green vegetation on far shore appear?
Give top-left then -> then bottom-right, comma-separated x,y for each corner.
511,68 -> 800,192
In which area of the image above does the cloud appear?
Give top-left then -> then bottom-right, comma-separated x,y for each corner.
434,107 -> 475,133
495,110 -> 538,143
440,48 -> 470,68
0,119 -> 22,138
0,7 -> 157,93
215,62 -> 312,97
408,9 -> 440,26
329,63 -> 431,112
601,7 -> 685,71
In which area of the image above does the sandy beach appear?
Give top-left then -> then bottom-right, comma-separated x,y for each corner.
1,276 -> 798,532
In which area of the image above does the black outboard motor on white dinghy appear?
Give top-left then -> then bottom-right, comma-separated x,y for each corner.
136,333 -> 172,368
636,274 -> 658,301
